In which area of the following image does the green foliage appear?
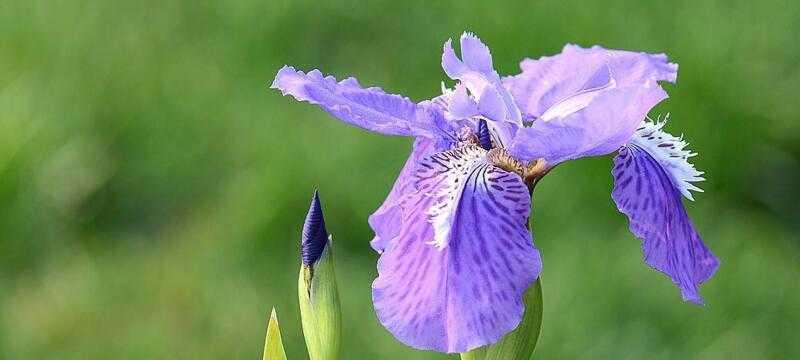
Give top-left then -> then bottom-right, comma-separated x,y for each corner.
263,309 -> 288,360
0,1 -> 798,359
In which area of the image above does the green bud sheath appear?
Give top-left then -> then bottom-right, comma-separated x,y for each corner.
299,243 -> 342,360
263,308 -> 287,360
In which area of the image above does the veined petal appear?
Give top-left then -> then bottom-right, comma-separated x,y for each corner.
369,137 -> 438,253
372,146 -> 542,353
509,85 -> 668,164
611,132 -> 718,304
424,147 -> 490,250
442,33 -> 522,126
505,44 -> 677,120
271,66 -> 434,137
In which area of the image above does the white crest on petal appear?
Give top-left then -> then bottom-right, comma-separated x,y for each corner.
422,146 -> 487,250
628,115 -> 705,200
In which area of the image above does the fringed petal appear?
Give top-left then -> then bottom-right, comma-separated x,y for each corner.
611,126 -> 718,304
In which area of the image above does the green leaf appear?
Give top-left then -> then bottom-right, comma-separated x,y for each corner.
460,279 -> 543,360
298,242 -> 341,360
263,308 -> 287,360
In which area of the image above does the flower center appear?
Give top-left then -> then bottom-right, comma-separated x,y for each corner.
457,124 -> 549,187
487,147 -> 548,187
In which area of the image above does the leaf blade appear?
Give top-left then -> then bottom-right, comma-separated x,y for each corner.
263,308 -> 288,360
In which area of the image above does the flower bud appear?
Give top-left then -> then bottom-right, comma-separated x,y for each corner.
298,190 -> 341,360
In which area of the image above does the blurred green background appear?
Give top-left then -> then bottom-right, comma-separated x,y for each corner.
1,0 -> 798,359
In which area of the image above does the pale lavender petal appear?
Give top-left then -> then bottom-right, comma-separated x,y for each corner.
271,66 -> 434,137
509,85 -> 668,164
611,144 -> 718,304
369,104 -> 460,253
477,87 -> 506,122
460,32 -> 494,74
441,33 -> 522,126
504,44 -> 678,119
442,39 -> 471,83
448,84 -> 479,119
372,146 -> 541,353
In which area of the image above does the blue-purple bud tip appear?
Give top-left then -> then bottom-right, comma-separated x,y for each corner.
301,189 -> 328,266
477,119 -> 493,150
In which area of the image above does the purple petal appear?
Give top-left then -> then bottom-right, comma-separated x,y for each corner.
477,87 -> 507,122
368,137 -> 438,253
509,85 -> 668,164
611,145 -> 718,304
372,146 -> 542,353
628,118 -> 705,200
460,32 -> 494,74
447,84 -> 479,119
504,44 -> 678,119
442,38 -> 471,82
369,105 -> 464,253
441,33 -> 522,126
271,66 -> 434,137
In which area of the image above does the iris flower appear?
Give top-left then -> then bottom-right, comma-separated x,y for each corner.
272,32 -> 719,353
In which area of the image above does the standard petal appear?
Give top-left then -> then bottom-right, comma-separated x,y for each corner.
509,85 -> 668,164
447,84 -> 480,119
372,146 -> 542,353
271,66 -> 434,137
477,87 -> 507,123
611,137 -> 718,304
504,44 -> 678,119
441,33 -> 522,126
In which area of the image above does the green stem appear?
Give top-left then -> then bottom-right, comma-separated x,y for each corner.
460,346 -> 487,360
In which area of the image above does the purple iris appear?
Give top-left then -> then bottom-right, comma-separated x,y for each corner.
272,32 -> 719,353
